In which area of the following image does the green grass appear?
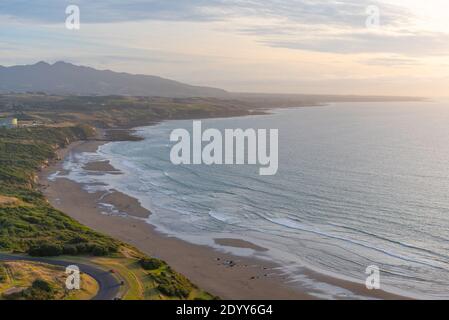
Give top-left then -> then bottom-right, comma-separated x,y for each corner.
0,125 -> 119,255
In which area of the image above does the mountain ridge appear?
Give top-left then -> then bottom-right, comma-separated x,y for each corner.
0,61 -> 228,98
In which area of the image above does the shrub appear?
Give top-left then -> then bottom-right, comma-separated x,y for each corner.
31,279 -> 53,293
74,243 -> 88,254
90,244 -> 109,256
6,279 -> 56,300
68,235 -> 89,244
148,270 -> 192,298
28,243 -> 63,257
157,283 -> 190,298
20,279 -> 56,300
139,258 -> 164,270
62,245 -> 78,255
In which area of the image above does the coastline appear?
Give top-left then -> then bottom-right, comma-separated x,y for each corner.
38,130 -> 409,300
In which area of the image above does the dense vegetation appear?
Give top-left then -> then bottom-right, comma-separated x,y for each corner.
18,279 -> 56,300
0,94 -> 256,128
0,125 -> 119,256
139,257 -> 164,271
149,266 -> 195,299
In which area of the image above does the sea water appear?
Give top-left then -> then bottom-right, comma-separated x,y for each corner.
62,101 -> 449,299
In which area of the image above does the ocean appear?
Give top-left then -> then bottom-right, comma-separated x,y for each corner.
62,101 -> 449,299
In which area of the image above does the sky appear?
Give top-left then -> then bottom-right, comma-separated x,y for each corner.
1,0 -> 448,96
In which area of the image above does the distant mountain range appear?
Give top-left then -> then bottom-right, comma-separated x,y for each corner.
0,61 -> 228,98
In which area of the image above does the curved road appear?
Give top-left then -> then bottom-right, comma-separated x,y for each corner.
0,253 -> 120,300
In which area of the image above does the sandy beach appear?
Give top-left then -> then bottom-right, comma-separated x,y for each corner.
38,137 -> 408,300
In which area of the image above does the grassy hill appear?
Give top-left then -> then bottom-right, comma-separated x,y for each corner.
0,125 -> 117,254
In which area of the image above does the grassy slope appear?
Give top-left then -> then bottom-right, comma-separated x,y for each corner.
0,125 -> 119,254
0,125 -> 214,300
0,261 -> 98,300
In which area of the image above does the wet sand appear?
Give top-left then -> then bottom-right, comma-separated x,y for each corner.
101,191 -> 152,219
214,239 -> 269,252
38,139 -> 408,300
83,160 -> 121,173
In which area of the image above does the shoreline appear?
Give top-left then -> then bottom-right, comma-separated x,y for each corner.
40,139 -> 313,300
38,129 -> 409,300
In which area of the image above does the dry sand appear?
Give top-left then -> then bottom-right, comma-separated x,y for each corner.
38,139 -> 408,300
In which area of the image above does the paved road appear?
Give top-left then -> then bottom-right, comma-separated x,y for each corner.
0,253 -> 120,300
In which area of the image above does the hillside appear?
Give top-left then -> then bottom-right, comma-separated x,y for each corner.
0,62 -> 228,98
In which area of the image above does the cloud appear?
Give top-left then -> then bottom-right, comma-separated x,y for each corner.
359,56 -> 420,67
1,0 -> 449,59
260,30 -> 449,56
0,0 -> 409,26
0,0 -> 221,23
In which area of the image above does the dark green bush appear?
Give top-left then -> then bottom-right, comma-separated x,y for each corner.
62,245 -> 78,255
68,235 -> 90,244
22,279 -> 56,300
31,279 -> 53,293
148,270 -> 193,298
90,244 -> 110,256
139,258 -> 164,270
28,243 -> 63,257
157,283 -> 190,298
